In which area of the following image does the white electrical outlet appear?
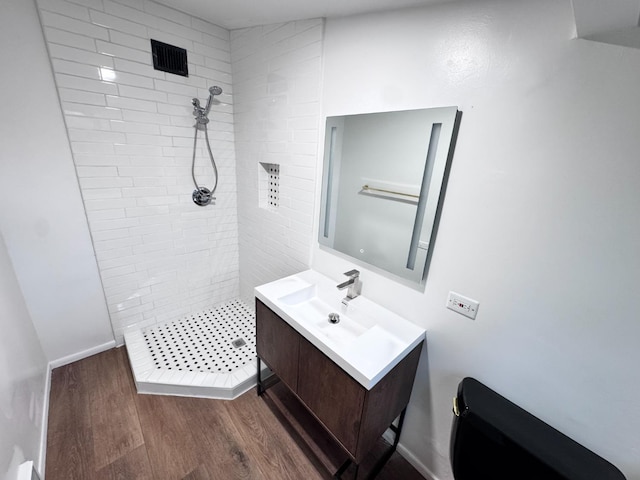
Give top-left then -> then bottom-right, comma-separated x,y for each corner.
447,291 -> 479,319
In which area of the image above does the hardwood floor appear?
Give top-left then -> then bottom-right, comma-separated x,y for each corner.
46,347 -> 427,480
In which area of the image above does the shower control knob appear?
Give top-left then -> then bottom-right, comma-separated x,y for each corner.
192,187 -> 212,206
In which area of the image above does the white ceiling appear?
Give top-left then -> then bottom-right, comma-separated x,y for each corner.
154,0 -> 454,30
571,0 -> 640,37
154,0 -> 640,44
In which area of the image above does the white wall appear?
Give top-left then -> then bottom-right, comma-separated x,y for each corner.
0,232 -> 48,480
0,0 -> 114,362
231,20 -> 323,303
315,1 -> 640,479
35,0 -> 240,342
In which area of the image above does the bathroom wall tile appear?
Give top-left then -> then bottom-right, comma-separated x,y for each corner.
38,0 -> 91,20
88,208 -> 127,222
142,0 -> 190,27
90,10 -> 147,37
114,58 -> 165,78
74,153 -> 128,169
56,73 -> 118,95
114,144 -> 163,156
153,16 -> 204,43
106,95 -> 157,112
153,79 -> 199,97
146,29 -> 194,53
66,116 -> 112,130
109,0 -> 144,10
40,10 -> 109,39
96,39 -> 150,63
109,30 -> 150,51
49,43 -> 115,67
191,17 -> 228,40
121,109 -> 170,124
118,84 -> 167,102
231,19 -> 323,303
109,300 -> 154,318
59,87 -> 106,105
63,102 -> 122,119
110,119 -> 159,134
106,70 -> 154,89
90,217 -> 140,233
92,227 -> 131,242
101,264 -> 137,279
71,141 -> 116,154
44,26 -> 97,50
39,0 -> 239,340
122,186 -> 167,197
63,0 -> 103,10
51,59 -> 102,80
124,133 -> 172,146
68,129 -> 126,143
96,247 -> 133,260
81,187 -> 123,200
80,176 -> 134,188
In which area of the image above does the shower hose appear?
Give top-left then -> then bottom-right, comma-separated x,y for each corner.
191,122 -> 218,206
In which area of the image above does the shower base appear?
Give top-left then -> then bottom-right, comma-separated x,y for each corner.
124,299 -> 266,400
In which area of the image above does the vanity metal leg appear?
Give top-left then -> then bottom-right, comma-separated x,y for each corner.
257,356 -> 264,396
334,408 -> 407,480
334,459 -> 352,479
391,407 -> 407,450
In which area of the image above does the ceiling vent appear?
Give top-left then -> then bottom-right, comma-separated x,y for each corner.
151,39 -> 188,77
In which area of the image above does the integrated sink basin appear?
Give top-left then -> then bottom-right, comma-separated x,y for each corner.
255,269 -> 426,389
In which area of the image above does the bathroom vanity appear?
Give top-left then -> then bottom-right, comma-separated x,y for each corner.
254,270 -> 426,477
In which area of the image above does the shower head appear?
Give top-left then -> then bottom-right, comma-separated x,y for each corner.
203,86 -> 222,116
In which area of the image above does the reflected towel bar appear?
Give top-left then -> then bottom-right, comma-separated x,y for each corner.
361,184 -> 419,199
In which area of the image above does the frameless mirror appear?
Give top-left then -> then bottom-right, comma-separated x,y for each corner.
318,107 -> 460,288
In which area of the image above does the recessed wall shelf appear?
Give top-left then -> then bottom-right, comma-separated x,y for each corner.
259,162 -> 280,210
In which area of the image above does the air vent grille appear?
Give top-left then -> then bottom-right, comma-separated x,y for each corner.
151,39 -> 188,77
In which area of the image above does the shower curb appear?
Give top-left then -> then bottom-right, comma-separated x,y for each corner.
124,300 -> 268,400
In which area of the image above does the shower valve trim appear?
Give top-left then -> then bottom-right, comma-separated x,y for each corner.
191,86 -> 222,206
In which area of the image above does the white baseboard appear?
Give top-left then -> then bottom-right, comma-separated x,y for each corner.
396,443 -> 441,480
49,340 -> 116,369
37,362 -> 52,480
381,430 -> 441,480
38,340 -> 116,479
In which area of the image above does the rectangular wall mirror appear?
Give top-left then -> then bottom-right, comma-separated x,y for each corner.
318,106 -> 461,288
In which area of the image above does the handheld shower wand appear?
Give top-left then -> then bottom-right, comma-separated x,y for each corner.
204,86 -> 222,116
191,86 -> 223,206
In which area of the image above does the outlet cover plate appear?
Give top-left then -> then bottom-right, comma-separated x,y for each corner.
447,291 -> 479,319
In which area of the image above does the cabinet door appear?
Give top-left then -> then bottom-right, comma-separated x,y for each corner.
297,337 -> 365,455
256,300 -> 299,392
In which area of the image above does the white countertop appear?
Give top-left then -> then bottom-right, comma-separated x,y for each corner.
254,269 -> 426,390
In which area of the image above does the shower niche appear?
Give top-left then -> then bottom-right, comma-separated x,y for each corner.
319,107 -> 461,288
259,162 -> 280,210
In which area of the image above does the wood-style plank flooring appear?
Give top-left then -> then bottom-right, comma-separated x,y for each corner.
46,347 -> 427,480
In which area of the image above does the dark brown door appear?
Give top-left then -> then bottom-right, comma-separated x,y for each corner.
256,300 -> 300,392
297,336 -> 365,455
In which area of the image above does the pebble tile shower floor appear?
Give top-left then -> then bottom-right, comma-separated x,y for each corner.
124,299 -> 262,399
144,300 -> 255,374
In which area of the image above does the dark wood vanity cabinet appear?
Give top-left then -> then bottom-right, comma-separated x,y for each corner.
255,299 -> 423,465
256,299 -> 300,391
297,336 -> 366,455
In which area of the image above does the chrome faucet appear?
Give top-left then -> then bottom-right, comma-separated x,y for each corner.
336,269 -> 361,303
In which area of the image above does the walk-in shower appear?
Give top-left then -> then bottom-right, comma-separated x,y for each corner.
191,86 -> 222,206
125,300 -> 262,399
123,87 -> 263,400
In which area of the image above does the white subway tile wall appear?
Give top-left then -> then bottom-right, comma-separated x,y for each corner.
37,0 -> 239,343
230,20 -> 323,303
